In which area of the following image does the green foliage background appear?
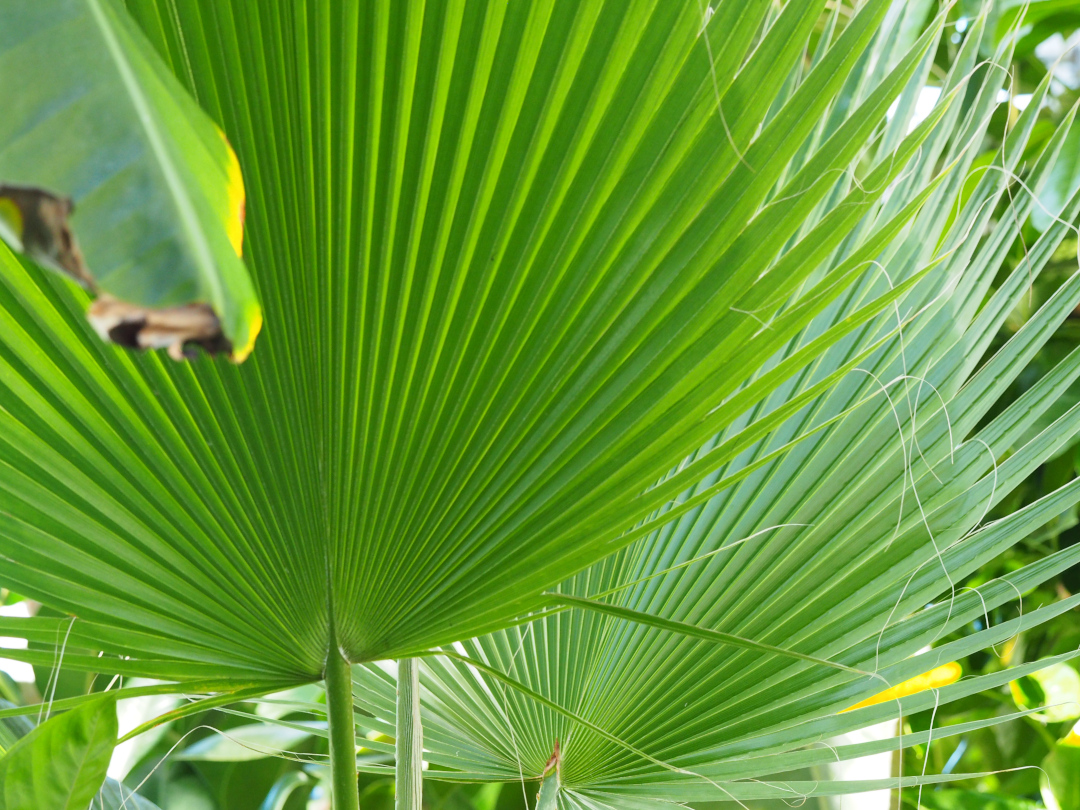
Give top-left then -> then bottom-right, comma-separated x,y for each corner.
898,3 -> 1080,808
5,0 -> 1080,808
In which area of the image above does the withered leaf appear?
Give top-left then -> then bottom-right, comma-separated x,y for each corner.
0,184 -> 94,289
0,184 -> 232,362
88,295 -> 232,362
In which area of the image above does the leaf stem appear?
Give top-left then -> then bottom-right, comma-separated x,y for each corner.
536,741 -> 560,810
324,645 -> 359,810
535,770 -> 559,810
396,658 -> 423,809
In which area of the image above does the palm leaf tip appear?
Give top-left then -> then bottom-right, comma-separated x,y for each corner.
843,661 -> 962,712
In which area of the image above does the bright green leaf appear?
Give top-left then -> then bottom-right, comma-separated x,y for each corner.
1010,663 -> 1080,723
0,698 -> 116,810
1043,744 -> 1080,810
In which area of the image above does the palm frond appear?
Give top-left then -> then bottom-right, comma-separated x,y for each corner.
344,7 -> 1080,805
0,0 -> 984,686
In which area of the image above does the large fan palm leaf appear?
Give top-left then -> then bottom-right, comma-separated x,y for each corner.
0,0 -> 959,683
335,7 -> 1080,806
3,0 -> 1080,806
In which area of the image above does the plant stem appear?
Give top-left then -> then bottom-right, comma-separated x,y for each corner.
324,644 -> 359,810
535,770 -> 559,810
396,658 -> 423,809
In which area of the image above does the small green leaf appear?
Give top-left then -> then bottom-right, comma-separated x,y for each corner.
0,697 -> 117,810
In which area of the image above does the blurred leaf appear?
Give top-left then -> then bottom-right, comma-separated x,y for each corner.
915,789 -> 1043,810
1033,124 -> 1080,232
1065,719 -> 1080,746
154,775 -> 216,810
94,778 -> 163,810
1043,743 -> 1080,810
254,685 -> 325,721
1010,662 -> 1080,722
192,757 -> 304,810
0,0 -> 261,359
257,771 -> 312,810
0,700 -> 32,753
177,721 -> 321,762
469,784 -> 504,810
425,783 -> 506,810
355,779 -> 393,810
994,1 -> 1080,46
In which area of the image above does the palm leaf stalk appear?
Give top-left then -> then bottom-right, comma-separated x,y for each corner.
326,644 -> 360,810
0,0 -> 1076,806
396,659 -> 423,810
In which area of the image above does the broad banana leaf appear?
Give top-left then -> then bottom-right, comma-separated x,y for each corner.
0,0 -> 261,360
336,7 -> 1080,807
0,0 -> 1002,693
